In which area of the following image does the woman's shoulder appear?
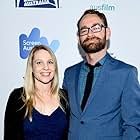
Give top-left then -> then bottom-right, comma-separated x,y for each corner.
7,87 -> 24,106
59,89 -> 68,104
5,87 -> 26,126
59,89 -> 69,114
9,87 -> 24,99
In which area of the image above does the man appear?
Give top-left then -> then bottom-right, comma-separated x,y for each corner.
62,9 -> 140,140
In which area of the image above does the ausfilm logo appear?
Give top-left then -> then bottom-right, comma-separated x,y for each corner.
90,3 -> 116,11
15,0 -> 60,8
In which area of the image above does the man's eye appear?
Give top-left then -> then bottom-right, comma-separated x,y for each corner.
80,29 -> 88,33
92,25 -> 101,31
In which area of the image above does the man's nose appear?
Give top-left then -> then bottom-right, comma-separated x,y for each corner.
87,28 -> 95,37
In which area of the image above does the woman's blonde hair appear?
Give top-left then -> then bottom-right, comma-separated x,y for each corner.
22,44 -> 62,121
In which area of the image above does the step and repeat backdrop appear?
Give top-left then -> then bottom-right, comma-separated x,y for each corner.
0,0 -> 140,139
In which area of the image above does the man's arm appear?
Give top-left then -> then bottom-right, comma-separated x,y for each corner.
121,67 -> 140,140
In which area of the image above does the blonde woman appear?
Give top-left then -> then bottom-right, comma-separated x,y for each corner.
4,45 -> 69,140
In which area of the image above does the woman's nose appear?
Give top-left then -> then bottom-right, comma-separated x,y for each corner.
43,63 -> 49,69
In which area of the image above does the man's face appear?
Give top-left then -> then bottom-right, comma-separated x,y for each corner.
78,14 -> 110,53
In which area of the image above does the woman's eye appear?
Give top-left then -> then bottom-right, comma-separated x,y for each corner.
36,61 -> 42,64
48,60 -> 54,64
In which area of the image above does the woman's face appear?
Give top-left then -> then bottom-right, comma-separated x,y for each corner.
32,49 -> 55,85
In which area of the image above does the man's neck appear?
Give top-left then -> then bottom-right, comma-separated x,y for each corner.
86,47 -> 107,65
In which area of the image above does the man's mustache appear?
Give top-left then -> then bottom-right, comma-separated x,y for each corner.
83,37 -> 100,43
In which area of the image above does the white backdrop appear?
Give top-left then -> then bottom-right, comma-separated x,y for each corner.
0,0 -> 140,139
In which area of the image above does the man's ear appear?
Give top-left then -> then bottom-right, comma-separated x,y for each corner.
77,31 -> 80,45
106,27 -> 111,40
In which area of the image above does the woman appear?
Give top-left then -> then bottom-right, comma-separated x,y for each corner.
4,45 -> 69,140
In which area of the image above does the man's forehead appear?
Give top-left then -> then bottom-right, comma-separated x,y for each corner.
80,14 -> 103,26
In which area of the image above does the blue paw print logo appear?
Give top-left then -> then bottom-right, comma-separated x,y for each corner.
19,28 -> 60,59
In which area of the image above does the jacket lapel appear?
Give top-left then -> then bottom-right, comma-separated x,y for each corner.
82,54 -> 116,114
71,62 -> 84,115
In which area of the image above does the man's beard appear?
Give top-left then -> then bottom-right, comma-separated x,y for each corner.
80,36 -> 106,53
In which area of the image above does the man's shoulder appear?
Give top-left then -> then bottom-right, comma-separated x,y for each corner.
65,61 -> 84,71
114,58 -> 136,69
107,54 -> 136,70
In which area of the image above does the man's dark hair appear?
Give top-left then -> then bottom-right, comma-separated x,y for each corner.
77,9 -> 108,31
